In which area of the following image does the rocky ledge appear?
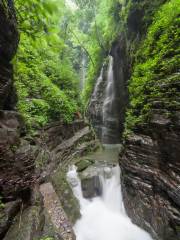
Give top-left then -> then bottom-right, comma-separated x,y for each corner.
120,111 -> 180,240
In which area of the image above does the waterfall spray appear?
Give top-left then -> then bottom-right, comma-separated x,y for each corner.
67,163 -> 153,240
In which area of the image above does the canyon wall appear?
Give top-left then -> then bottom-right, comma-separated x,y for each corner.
119,1 -> 180,239
89,0 -> 180,239
120,107 -> 180,240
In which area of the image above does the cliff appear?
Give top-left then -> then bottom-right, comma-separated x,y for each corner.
119,0 -> 180,239
0,2 -> 97,239
88,36 -> 129,144
88,0 -> 180,239
0,0 -> 19,110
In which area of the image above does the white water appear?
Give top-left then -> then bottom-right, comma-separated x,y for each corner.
67,165 -> 153,240
102,56 -> 120,143
102,56 -> 115,129
103,56 -> 115,117
92,66 -> 104,98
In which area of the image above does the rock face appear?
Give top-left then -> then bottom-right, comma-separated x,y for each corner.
36,120 -> 97,181
0,110 -> 38,198
0,199 -> 21,239
81,175 -> 102,199
88,38 -> 129,144
0,1 -> 35,198
0,1 -> 19,109
120,113 -> 180,239
88,64 -> 107,140
118,1 -> 180,239
51,166 -> 81,224
0,4 -> 96,238
89,1 -> 180,239
4,187 -> 44,240
40,183 -> 76,240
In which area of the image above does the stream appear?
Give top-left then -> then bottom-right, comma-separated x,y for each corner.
67,146 -> 153,240
66,54 -> 153,240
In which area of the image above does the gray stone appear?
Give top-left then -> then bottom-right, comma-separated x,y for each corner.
51,167 -> 81,224
40,183 -> 76,240
0,199 -> 21,239
81,175 -> 102,199
4,205 -> 44,240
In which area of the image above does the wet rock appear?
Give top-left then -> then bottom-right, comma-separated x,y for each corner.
3,205 -> 44,240
42,120 -> 87,151
0,199 -> 21,239
0,1 -> 19,110
41,209 -> 63,240
40,182 -> 76,240
76,158 -> 95,172
0,135 -> 39,198
51,167 -> 80,224
53,127 -> 91,153
88,64 -> 107,140
37,123 -> 97,181
81,175 -> 102,199
150,113 -> 171,126
74,140 -> 99,158
88,35 -> 129,144
120,117 -> 180,240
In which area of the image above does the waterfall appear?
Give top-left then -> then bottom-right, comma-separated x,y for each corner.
67,164 -> 153,240
89,56 -> 121,143
102,56 -> 120,144
92,66 -> 104,98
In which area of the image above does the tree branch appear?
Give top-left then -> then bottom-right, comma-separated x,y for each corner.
69,28 -> 95,67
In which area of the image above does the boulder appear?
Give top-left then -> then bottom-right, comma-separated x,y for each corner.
81,175 -> 102,199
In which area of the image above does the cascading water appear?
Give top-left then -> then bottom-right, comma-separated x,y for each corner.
92,66 -> 104,98
71,52 -> 153,240
102,56 -> 115,120
102,56 -> 121,144
67,161 -> 153,240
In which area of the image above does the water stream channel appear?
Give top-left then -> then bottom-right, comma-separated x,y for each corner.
66,54 -> 154,240
67,146 -> 153,240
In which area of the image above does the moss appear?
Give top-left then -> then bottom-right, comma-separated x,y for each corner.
4,206 -> 43,240
75,158 -> 95,172
9,144 -> 19,153
125,0 -> 180,132
51,167 -> 80,224
35,150 -> 51,172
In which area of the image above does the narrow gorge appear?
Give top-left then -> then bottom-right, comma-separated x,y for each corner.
0,1 -> 179,240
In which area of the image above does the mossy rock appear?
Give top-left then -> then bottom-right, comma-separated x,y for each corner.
75,158 -> 95,172
40,209 -> 63,240
4,206 -> 44,240
0,200 -> 21,238
51,167 -> 80,224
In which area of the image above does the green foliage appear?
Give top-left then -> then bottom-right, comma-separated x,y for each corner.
15,0 -> 62,36
14,0 -> 81,130
125,0 -> 180,132
79,0 -> 122,104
